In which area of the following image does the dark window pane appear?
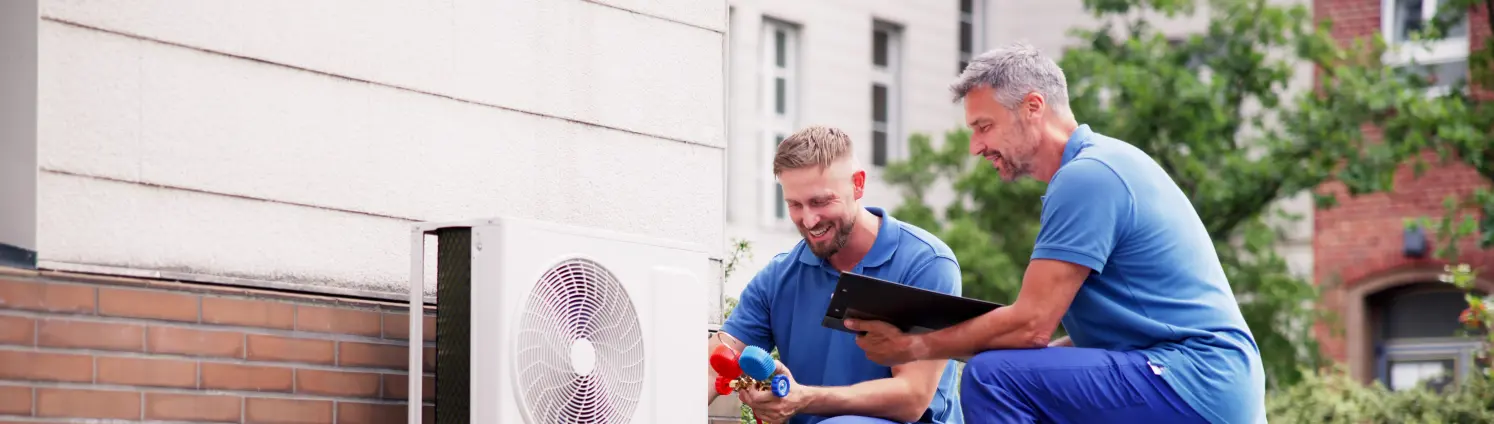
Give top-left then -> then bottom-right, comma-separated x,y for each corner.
775,183 -> 786,218
1423,60 -> 1469,87
775,30 -> 787,68
873,30 -> 889,67
1448,16 -> 1468,38
776,78 -> 787,115
960,21 -> 973,53
961,0 -> 974,13
959,60 -> 969,74
872,131 -> 888,166
1375,288 -> 1476,339
775,133 -> 788,218
872,84 -> 887,122
1395,0 -> 1423,42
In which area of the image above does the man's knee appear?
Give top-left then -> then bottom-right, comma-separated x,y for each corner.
962,349 -> 1028,382
959,350 -> 1022,400
816,416 -> 900,424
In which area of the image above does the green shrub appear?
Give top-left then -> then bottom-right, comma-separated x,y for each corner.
1265,366 -> 1494,423
1267,264 -> 1494,423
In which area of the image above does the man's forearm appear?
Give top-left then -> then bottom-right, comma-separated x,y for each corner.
796,379 -> 930,423
923,305 -> 1050,360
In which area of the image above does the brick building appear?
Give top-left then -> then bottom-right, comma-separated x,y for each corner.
1313,0 -> 1492,391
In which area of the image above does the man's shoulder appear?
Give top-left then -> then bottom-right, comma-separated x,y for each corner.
890,219 -> 957,262
754,249 -> 798,279
1065,133 -> 1159,180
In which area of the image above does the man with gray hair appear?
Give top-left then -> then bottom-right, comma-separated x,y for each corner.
844,42 -> 1267,424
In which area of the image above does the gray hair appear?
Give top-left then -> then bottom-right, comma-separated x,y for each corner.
950,42 -> 1071,115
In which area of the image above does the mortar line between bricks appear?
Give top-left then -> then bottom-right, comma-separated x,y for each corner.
0,414 -> 235,424
5,272 -> 439,314
0,379 -> 432,406
0,345 -> 434,377
0,309 -> 437,347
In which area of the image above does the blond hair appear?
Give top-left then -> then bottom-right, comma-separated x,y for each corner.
772,126 -> 854,176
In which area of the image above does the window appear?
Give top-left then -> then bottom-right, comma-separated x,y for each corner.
761,18 -> 799,225
1381,0 -> 1469,95
872,21 -> 901,167
1369,284 -> 1488,392
958,0 -> 986,73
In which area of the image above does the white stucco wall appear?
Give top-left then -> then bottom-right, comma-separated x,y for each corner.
721,0 -> 1314,298
34,0 -> 728,301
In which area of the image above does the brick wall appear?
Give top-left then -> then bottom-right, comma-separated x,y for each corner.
1313,0 -> 1493,362
0,267 -> 436,423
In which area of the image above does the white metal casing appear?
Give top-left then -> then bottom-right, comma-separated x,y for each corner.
408,216 -> 709,423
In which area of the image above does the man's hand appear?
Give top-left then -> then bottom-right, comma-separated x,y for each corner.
708,331 -> 748,404
843,319 -> 930,367
739,360 -> 813,424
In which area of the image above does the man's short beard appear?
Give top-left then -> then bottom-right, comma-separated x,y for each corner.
809,211 -> 858,259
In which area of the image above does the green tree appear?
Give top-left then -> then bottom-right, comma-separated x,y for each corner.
883,0 -> 1374,388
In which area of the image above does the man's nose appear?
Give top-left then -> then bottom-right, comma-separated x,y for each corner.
802,214 -> 821,229
968,137 -> 983,156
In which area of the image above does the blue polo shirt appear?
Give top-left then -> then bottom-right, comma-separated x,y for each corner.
1035,125 -> 1267,424
721,207 -> 964,424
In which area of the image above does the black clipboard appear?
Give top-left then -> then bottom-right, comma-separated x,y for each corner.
821,271 -> 1004,336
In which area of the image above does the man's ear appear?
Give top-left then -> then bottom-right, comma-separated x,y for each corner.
852,169 -> 866,200
1024,92 -> 1045,118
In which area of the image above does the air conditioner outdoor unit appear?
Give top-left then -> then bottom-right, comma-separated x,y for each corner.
405,217 -> 709,423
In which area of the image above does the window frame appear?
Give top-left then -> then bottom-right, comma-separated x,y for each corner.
1375,337 -> 1481,391
871,20 -> 902,168
760,17 -> 800,228
958,0 -> 987,74
1379,0 -> 1470,96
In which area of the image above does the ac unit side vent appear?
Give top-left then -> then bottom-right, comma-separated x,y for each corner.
435,228 -> 471,424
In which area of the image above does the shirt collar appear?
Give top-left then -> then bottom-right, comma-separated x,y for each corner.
1061,124 -> 1093,168
797,206 -> 901,271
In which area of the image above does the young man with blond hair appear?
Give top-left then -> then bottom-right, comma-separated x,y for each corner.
708,126 -> 964,424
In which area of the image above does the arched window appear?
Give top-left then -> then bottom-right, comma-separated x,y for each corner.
1368,282 -> 1487,392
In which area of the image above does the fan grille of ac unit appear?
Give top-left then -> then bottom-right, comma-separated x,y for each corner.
516,258 -> 644,424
